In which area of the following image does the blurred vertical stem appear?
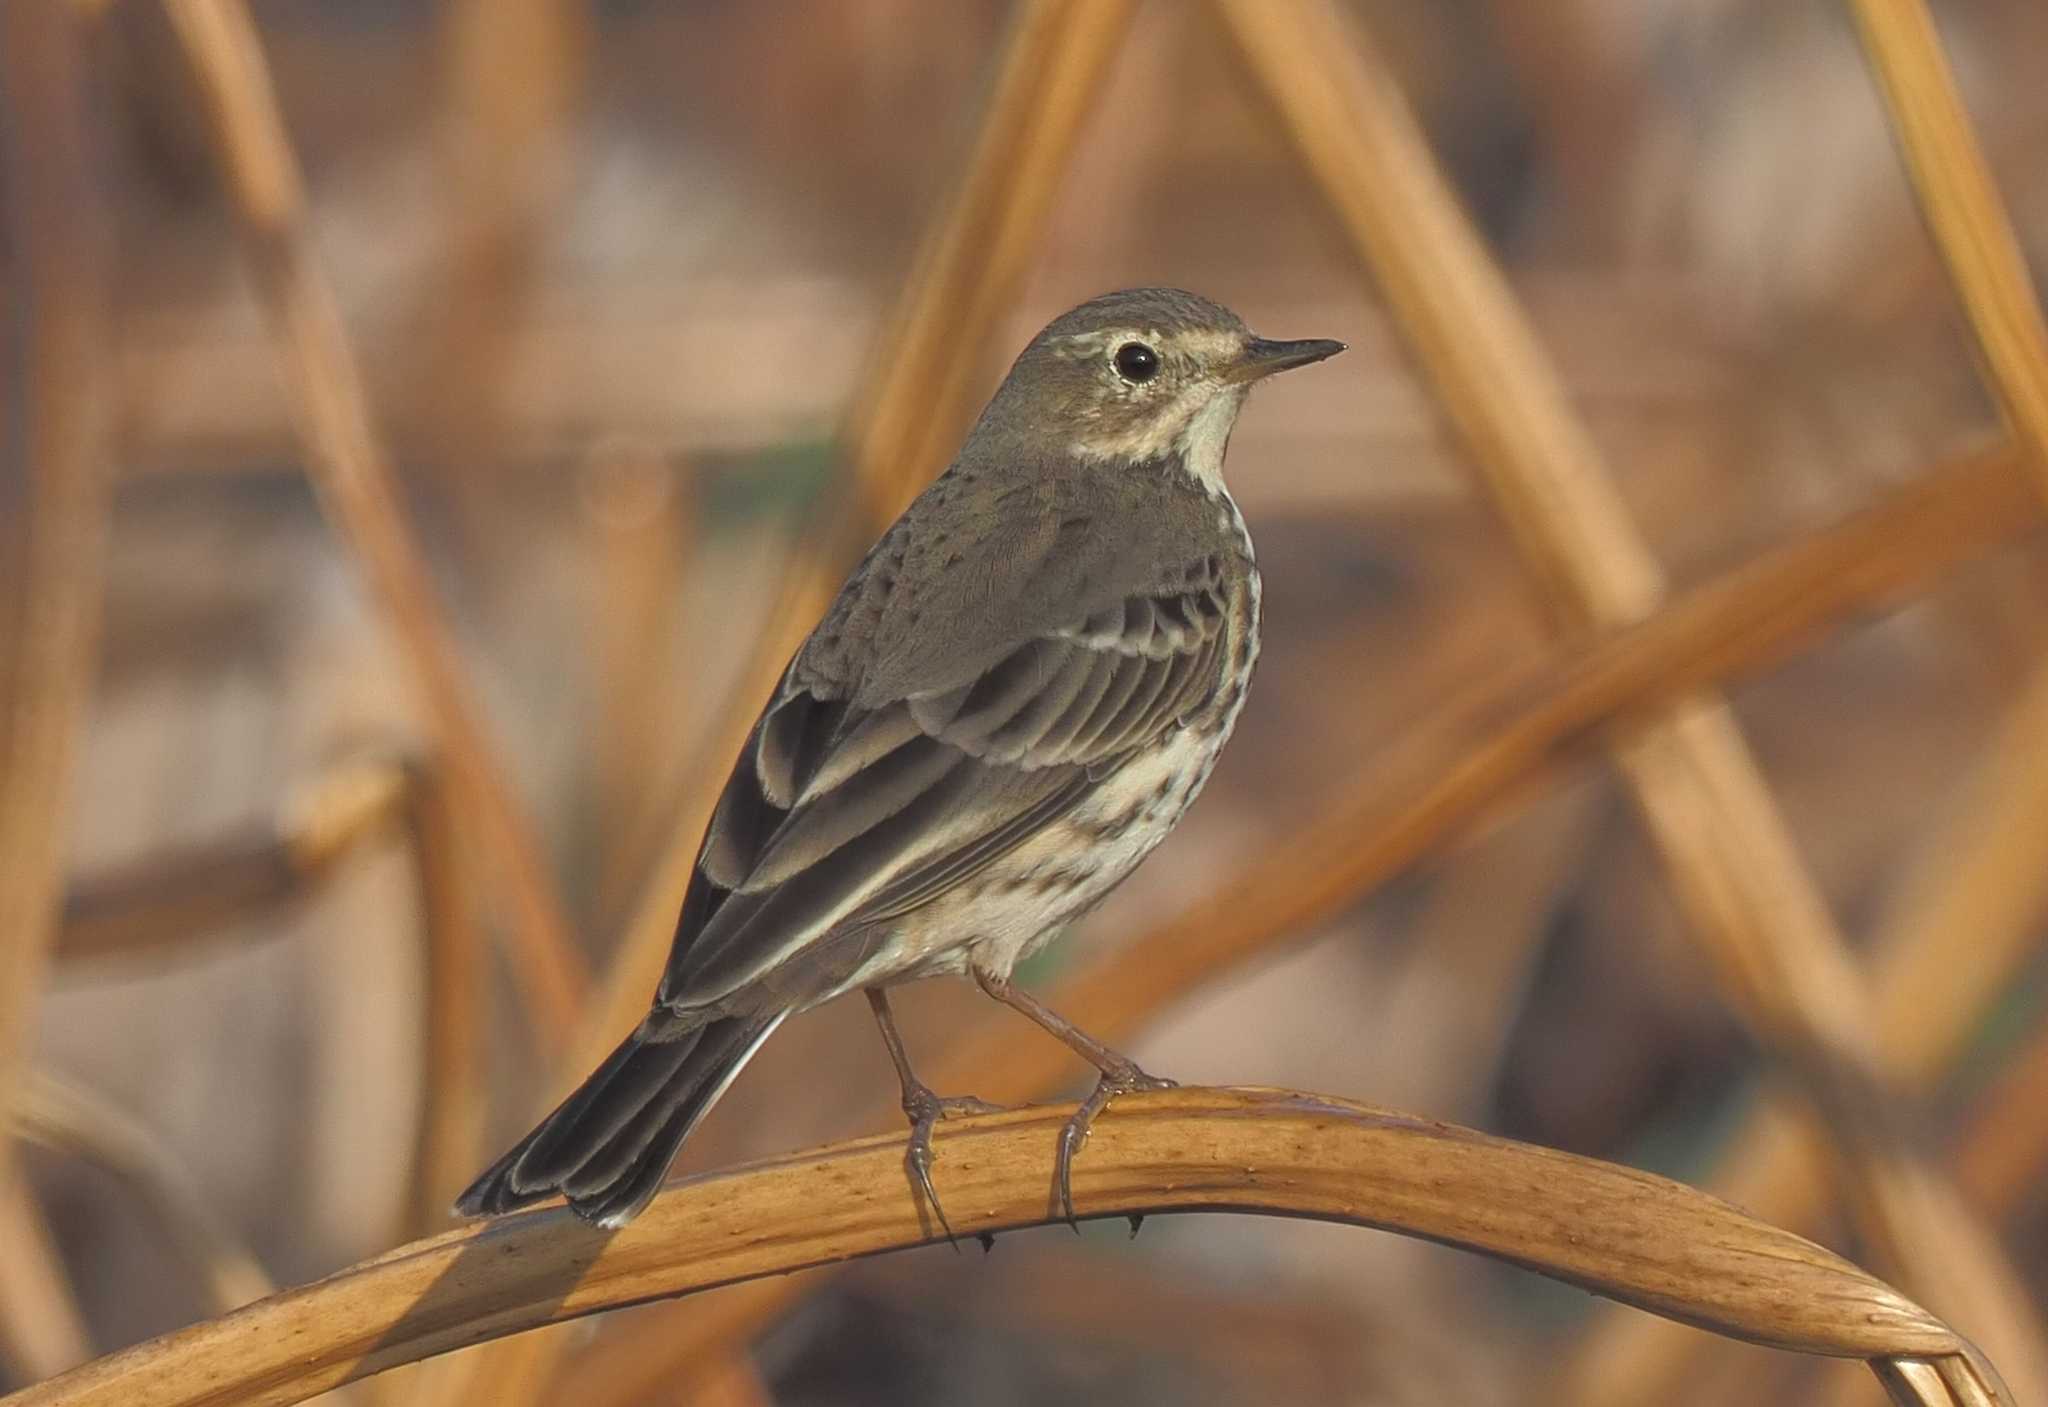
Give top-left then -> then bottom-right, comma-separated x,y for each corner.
0,0 -> 115,1381
160,0 -> 590,1044
1847,0 -> 2048,470
1956,1006 -> 2048,1212
406,0 -> 588,538
578,442 -> 691,936
1210,0 -> 2048,1400
399,760 -> 484,1241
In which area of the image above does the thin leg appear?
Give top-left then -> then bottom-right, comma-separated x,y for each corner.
865,987 -> 1006,1244
970,967 -> 1176,1225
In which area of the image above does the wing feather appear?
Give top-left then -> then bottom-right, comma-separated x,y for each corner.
660,551 -> 1236,1012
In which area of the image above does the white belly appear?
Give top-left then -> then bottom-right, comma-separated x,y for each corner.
839,727 -> 1228,991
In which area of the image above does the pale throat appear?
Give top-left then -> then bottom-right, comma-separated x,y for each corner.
1173,386 -> 1247,493
1067,383 -> 1247,495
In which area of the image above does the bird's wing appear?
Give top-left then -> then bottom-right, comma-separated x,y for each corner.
655,523 -> 1233,1012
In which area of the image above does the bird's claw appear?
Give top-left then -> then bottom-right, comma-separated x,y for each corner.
901,1082 -> 1009,1248
1053,1062 -> 1176,1229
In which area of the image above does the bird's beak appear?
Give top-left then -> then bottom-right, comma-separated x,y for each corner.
1231,336 -> 1347,383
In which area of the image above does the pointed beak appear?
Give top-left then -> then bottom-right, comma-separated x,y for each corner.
1231,335 -> 1347,383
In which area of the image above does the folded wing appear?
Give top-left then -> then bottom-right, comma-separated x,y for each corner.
656,558 -> 1231,1012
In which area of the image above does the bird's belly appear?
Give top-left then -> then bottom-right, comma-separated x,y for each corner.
855,726 -> 1231,988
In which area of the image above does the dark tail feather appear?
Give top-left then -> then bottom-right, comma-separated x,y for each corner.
455,1012 -> 783,1229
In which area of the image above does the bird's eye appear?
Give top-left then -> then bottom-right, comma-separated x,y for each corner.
1112,341 -> 1161,383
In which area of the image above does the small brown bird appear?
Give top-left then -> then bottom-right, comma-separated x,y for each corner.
457,288 -> 1343,1229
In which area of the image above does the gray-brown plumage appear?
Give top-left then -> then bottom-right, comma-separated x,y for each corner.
457,288 -> 1342,1229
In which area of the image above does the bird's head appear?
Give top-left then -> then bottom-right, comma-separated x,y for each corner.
975,287 -> 1344,489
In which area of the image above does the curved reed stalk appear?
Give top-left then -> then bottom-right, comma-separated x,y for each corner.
0,1 -> 116,1380
0,1089 -> 2006,1407
11,1077 -> 273,1318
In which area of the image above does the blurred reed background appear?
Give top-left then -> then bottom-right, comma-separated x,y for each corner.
3,0 -> 2048,1403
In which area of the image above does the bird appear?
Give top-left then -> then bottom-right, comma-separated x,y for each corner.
456,287 -> 1344,1231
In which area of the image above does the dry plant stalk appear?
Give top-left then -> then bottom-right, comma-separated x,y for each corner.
1211,0 -> 2048,1397
399,763 -> 485,1241
1561,656 -> 2048,1407
551,436 -> 2042,1404
0,1183 -> 91,1387
1956,1002 -> 2048,1212
11,1076 -> 274,1318
159,0 -> 589,1043
1847,0 -> 2048,467
58,755 -> 411,963
1,1089 -> 2005,1407
406,0 -> 589,478
582,441 -> 693,933
0,1 -> 117,1381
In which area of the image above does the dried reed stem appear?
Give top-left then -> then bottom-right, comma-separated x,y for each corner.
0,1178 -> 91,1385
408,0 -> 588,475
58,756 -> 410,963
550,436 -> 2042,1403
1847,0 -> 2048,471
1561,652 -> 2048,1406
0,2 -> 116,1382
581,442 -> 692,934
401,762 -> 484,1241
0,1089 -> 1999,1407
11,1076 -> 274,1317
1956,1005 -> 2048,1213
1212,0 -> 2046,1396
160,0 -> 589,1042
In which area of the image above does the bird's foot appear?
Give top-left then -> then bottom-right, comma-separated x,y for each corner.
902,1082 -> 1009,1247
1054,1061 -> 1176,1229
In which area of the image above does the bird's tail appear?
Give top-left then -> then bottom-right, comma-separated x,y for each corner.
455,1011 -> 783,1228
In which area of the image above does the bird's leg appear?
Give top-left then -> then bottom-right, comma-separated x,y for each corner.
865,987 -> 1005,1245
970,967 -> 1176,1226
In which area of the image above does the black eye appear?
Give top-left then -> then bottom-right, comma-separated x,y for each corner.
1113,341 -> 1161,383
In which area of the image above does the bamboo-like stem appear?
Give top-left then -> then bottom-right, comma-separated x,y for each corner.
400,763 -> 484,1242
159,0 -> 589,1043
1846,0 -> 2048,473
1558,649 -> 2048,1406
0,2 -> 116,1384
1956,1007 -> 2048,1213
548,437 -> 2042,1403
1211,1 -> 2047,1397
11,1075 -> 274,1318
58,756 -> 410,964
580,442 -> 692,935
0,1177 -> 91,1385
0,1089 -> 2005,1407
405,0 -> 587,476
